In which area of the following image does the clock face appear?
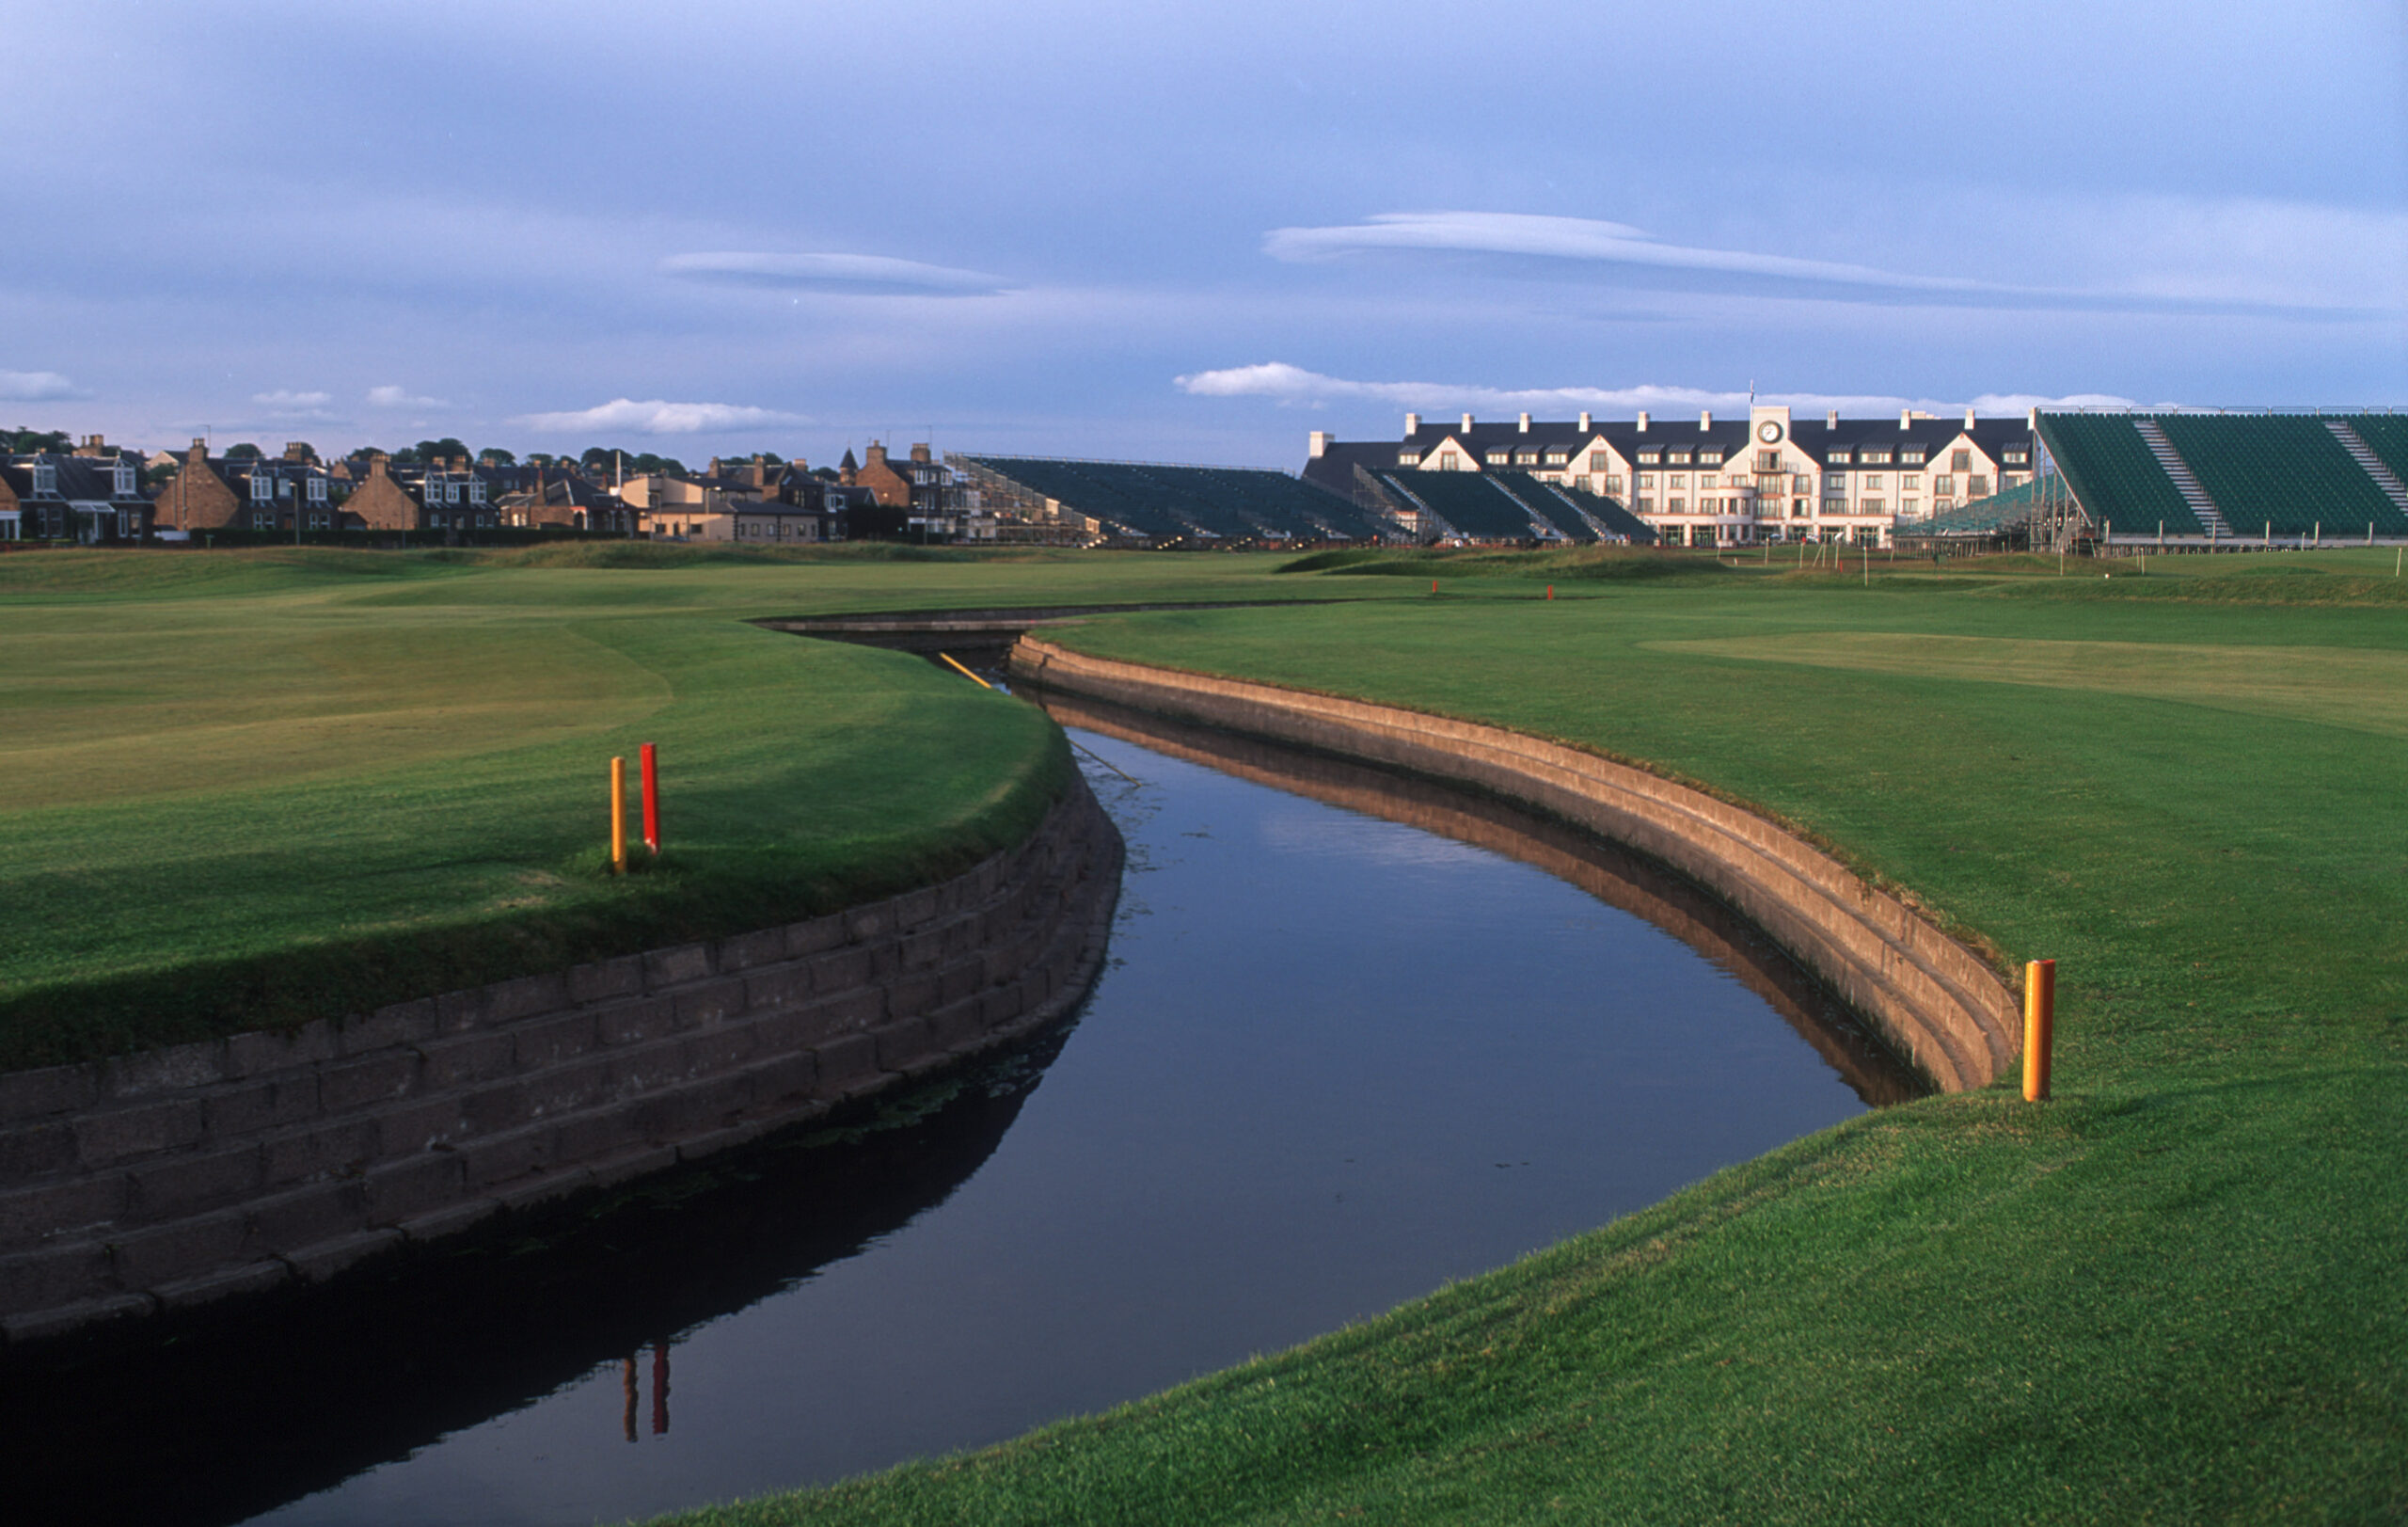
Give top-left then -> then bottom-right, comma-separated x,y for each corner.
1757,421 -> 1783,443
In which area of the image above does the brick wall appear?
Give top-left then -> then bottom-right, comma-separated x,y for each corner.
0,781 -> 1120,1344
1012,638 -> 2017,1093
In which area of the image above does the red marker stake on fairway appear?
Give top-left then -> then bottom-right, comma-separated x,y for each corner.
640,742 -> 659,852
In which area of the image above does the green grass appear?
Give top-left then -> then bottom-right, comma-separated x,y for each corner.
657,549 -> 2408,1524
0,547 -> 1394,1066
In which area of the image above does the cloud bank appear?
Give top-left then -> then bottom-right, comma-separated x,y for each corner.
513,398 -> 810,435
367,385 -> 449,408
1265,213 -> 2005,295
661,250 -> 1011,296
0,370 -> 87,402
1176,362 -> 2139,419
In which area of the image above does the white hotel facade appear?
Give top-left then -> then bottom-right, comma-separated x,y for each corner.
1305,404 -> 2037,546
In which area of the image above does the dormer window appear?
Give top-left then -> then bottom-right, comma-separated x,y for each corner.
113,464 -> 135,496
250,473 -> 273,501
1861,449 -> 1893,465
1668,451 -> 1692,465
1828,451 -> 1851,465
1699,451 -> 1723,466
308,476 -> 327,502
2003,449 -> 2028,465
1543,451 -> 1567,466
1637,450 -> 1660,465
1396,452 -> 1420,467
468,479 -> 485,504
1484,452 -> 1509,466
1900,449 -> 1925,465
1513,451 -> 1538,466
31,463 -> 55,494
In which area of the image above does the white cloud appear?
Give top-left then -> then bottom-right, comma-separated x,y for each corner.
1265,213 -> 2004,295
0,369 -> 87,402
512,398 -> 810,435
367,385 -> 449,408
253,389 -> 330,407
660,250 -> 1011,296
1174,362 -> 2140,418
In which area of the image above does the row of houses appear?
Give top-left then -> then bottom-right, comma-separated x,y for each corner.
0,437 -> 985,546
1303,405 -> 2038,547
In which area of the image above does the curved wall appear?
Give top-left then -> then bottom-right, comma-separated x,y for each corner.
0,781 -> 1121,1344
1012,638 -> 2017,1092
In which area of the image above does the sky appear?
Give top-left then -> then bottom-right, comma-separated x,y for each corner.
4,0 -> 2403,469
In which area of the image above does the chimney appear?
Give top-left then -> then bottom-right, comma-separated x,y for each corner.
1700,410 -> 1712,431
1517,412 -> 1531,433
1461,413 -> 1475,433
188,437 -> 209,465
1635,411 -> 1649,432
1900,408 -> 1912,430
1403,412 -> 1420,435
1827,409 -> 1839,429
1577,412 -> 1592,433
910,443 -> 930,463
1307,430 -> 1332,459
1963,406 -> 1976,429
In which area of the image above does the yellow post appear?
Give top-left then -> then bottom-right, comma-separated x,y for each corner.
938,651 -> 993,690
610,756 -> 627,874
2022,958 -> 2055,1102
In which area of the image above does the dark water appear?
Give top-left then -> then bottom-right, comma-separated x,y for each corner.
8,708 -> 1912,1527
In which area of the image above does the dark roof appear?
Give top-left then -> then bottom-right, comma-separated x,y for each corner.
8,453 -> 146,501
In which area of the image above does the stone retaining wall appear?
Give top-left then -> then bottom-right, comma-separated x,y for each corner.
1013,638 -> 2016,1091
0,779 -> 1121,1344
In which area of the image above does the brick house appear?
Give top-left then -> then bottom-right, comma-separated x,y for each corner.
150,440 -> 339,533
850,441 -> 947,516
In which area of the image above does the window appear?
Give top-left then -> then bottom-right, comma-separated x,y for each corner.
1900,475 -> 1920,494
1604,476 -> 1624,495
1437,452 -> 1460,469
1969,475 -> 1989,497
1668,498 -> 1686,513
1544,451 -> 1568,466
1669,451 -> 1692,465
1637,450 -> 1660,465
1862,500 -> 1885,515
1861,449 -> 1892,465
1952,449 -> 1972,470
1396,452 -> 1419,467
31,462 -> 55,494
114,464 -> 135,496
1668,473 -> 1687,488
1900,449 -> 1925,465
1699,451 -> 1723,466
1484,452 -> 1509,466
1638,473 -> 1656,488
1861,473 -> 1886,489
308,476 -> 327,501
1756,451 -> 1781,471
468,480 -> 485,504
252,511 -> 274,529
1792,473 -> 1813,494
1575,475 -> 1591,492
2003,449 -> 2029,465
251,473 -> 273,501
1513,451 -> 1537,466
1828,451 -> 1851,465
1635,497 -> 1654,512
308,511 -> 329,530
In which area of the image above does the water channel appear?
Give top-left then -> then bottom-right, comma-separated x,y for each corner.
8,684 -> 1916,1527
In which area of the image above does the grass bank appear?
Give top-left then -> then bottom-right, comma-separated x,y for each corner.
0,547 -> 1387,1067
667,549 -> 2405,1523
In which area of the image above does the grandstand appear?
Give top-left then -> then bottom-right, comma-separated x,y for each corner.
1364,469 -> 1655,545
953,455 -> 1391,545
2034,412 -> 2408,547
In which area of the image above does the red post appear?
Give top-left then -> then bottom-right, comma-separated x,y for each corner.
1545,584 -> 1554,599
640,743 -> 659,852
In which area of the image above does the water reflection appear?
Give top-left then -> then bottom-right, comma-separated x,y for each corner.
8,708 -> 1912,1527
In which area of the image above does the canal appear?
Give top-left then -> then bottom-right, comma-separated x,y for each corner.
10,694 -> 1914,1527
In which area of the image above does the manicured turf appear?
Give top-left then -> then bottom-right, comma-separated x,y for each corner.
0,545 -> 1390,1066
658,549 -> 2406,1523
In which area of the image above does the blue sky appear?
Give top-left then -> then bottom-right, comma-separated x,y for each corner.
5,0 -> 2402,469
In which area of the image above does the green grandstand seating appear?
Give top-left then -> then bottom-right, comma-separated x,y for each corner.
1493,473 -> 1597,542
2034,415 -> 2203,535
1370,470 -> 1545,541
1912,478 -> 2046,535
2154,416 -> 2407,537
961,456 -> 1386,542
2342,416 -> 2408,498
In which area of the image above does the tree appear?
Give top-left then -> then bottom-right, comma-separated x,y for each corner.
224,443 -> 264,459
478,448 -> 517,467
4,427 -> 71,453
413,437 -> 469,465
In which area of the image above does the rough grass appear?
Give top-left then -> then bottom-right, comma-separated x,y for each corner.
657,558 -> 2408,1524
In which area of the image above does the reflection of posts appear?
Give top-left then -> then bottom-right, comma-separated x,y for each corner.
621,1356 -> 638,1443
651,1341 -> 671,1436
